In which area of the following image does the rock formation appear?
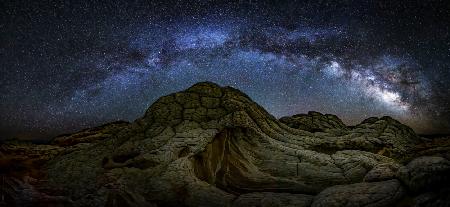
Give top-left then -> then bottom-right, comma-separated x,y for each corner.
1,82 -> 449,207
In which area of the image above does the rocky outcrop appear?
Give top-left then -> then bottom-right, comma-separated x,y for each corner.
397,156 -> 450,194
412,136 -> 450,160
1,82 -> 449,207
280,111 -> 348,133
281,113 -> 419,162
0,142 -> 63,178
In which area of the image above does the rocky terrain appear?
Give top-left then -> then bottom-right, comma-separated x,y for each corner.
1,82 -> 449,207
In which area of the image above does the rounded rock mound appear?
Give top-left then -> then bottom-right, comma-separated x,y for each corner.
3,82 -> 448,207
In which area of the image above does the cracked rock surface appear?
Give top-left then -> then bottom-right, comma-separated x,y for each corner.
1,82 -> 449,207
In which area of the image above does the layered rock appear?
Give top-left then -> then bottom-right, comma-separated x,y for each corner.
51,121 -> 130,147
0,141 -> 68,206
1,82 -> 449,207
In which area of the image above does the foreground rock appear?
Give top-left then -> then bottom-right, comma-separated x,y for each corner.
413,187 -> 450,207
363,162 -> 401,182
0,141 -> 69,206
1,82 -> 449,207
311,179 -> 405,207
233,192 -> 313,207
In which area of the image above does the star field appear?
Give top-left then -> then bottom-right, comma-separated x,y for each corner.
1,0 -> 449,140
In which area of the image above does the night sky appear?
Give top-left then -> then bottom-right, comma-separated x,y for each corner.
1,0 -> 449,140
